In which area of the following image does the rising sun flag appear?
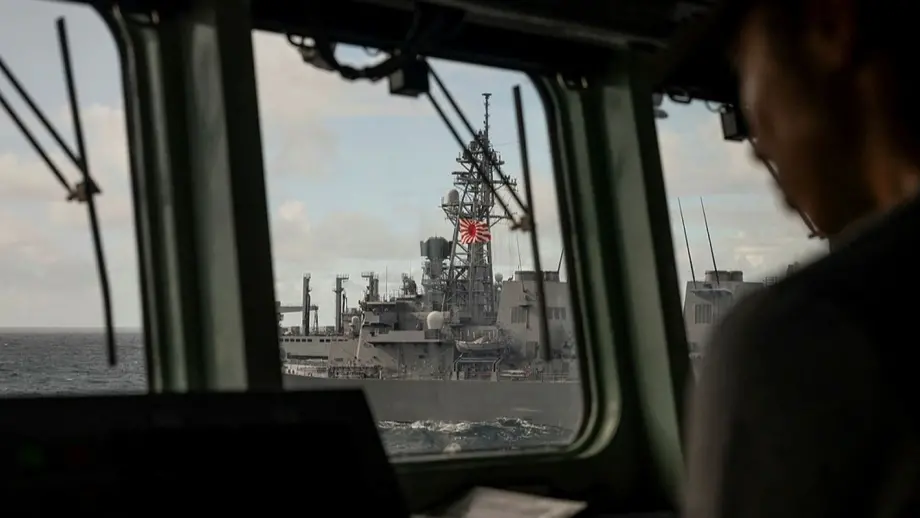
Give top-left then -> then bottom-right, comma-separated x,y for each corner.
458,218 -> 492,244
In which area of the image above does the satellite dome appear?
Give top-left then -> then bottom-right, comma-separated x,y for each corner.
426,311 -> 445,330
446,189 -> 460,205
495,273 -> 504,283
350,316 -> 360,328
443,442 -> 462,454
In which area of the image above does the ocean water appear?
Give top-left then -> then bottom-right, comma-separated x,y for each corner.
0,330 -> 570,455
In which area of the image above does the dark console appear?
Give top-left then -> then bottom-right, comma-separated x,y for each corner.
0,389 -> 409,516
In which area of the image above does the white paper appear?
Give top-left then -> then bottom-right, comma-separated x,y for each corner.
437,487 -> 587,518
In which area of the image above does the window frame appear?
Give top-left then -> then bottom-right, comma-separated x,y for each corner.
100,0 -> 691,512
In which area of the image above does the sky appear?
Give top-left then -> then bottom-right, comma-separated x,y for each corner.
0,1 -> 826,329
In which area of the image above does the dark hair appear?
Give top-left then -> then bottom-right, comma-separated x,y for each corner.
751,0 -> 920,158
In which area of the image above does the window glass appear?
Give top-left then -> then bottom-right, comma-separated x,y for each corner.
254,33 -> 587,456
657,101 -> 827,376
0,2 -> 144,395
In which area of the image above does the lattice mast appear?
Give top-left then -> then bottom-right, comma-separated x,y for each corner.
441,93 -> 516,326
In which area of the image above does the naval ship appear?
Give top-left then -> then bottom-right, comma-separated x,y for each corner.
683,264 -> 802,375
277,94 -> 582,428
676,198 -> 807,375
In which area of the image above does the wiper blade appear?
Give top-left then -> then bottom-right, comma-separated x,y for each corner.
0,17 -> 116,366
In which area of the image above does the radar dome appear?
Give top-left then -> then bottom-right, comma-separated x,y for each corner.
495,273 -> 504,283
446,189 -> 460,205
443,442 -> 462,454
350,316 -> 360,328
426,311 -> 445,330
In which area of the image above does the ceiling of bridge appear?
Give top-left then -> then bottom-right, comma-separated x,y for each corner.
250,0 -> 735,103
104,0 -> 731,102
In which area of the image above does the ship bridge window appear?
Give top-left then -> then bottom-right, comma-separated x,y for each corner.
0,4 -> 146,398
257,39 -> 585,457
25,0 -> 845,504
659,101 -> 828,373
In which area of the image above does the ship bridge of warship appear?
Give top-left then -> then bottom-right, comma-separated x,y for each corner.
0,0 -> 864,516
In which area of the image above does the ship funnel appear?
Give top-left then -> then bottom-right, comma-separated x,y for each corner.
334,274 -> 349,334
302,273 -> 311,335
426,311 -> 446,330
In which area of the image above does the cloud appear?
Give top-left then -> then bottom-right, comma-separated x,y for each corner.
271,201 -> 409,267
0,206 -> 112,326
269,175 -> 563,268
252,33 -> 429,179
668,199 -> 824,281
0,29 -> 450,327
0,152 -> 58,201
0,210 -> 58,267
657,103 -> 774,198
268,171 -> 567,322
0,97 -> 141,326
0,10 -> 825,331
657,102 -> 827,288
253,34 -> 428,121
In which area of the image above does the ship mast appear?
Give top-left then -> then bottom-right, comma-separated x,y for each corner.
441,93 -> 516,327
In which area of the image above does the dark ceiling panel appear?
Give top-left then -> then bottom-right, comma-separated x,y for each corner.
56,0 -> 736,102
247,0 -> 733,102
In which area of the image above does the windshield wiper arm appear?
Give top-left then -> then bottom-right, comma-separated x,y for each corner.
0,17 -> 116,366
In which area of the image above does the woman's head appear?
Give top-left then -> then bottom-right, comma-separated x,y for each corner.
730,0 -> 920,235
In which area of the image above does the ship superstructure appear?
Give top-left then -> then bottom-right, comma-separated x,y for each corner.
677,200 -> 805,375
683,269 -> 763,373
277,94 -> 578,410
274,100 -> 804,425
436,91 -> 510,328
683,262 -> 803,375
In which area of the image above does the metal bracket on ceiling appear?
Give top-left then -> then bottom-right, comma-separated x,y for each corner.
287,3 -> 463,83
557,73 -> 589,91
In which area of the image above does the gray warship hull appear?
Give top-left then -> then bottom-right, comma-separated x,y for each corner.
282,374 -> 582,428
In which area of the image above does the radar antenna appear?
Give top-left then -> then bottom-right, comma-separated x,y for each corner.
678,199 -> 697,287
440,93 -> 515,326
700,198 -> 719,286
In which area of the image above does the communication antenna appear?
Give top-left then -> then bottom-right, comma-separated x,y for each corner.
515,231 -> 523,270
699,198 -> 719,285
677,199 -> 697,287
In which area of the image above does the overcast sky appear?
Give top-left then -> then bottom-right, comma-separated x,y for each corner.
0,1 -> 825,328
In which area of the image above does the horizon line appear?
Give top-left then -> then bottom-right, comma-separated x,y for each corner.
0,326 -> 143,332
